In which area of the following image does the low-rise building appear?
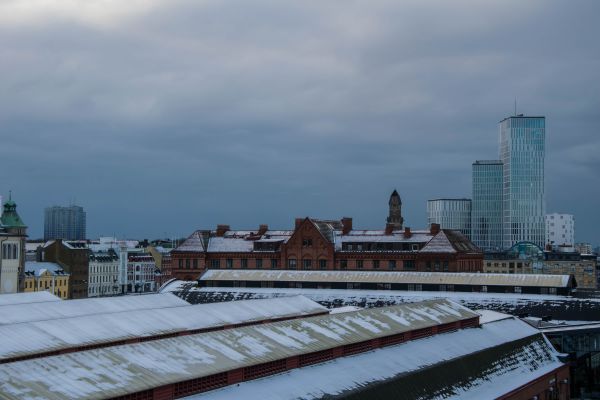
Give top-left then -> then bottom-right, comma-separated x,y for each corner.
127,252 -> 157,293
23,261 -> 70,299
88,249 -> 119,297
575,242 -> 594,255
483,242 -> 598,289
41,240 -> 90,299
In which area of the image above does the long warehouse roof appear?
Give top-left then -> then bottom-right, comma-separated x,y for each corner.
0,293 -> 189,325
0,291 -> 61,307
0,299 -> 477,400
0,296 -> 327,361
184,317 -> 562,400
199,269 -> 572,288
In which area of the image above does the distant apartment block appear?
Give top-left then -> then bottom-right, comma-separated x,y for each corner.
546,213 -> 574,247
44,205 -> 86,241
471,160 -> 503,251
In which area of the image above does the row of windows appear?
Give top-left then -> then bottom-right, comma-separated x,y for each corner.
25,279 -> 67,289
1,243 -> 19,260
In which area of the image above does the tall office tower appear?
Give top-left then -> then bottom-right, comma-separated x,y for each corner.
427,199 -> 472,238
471,161 -> 504,251
545,213 -> 574,248
500,115 -> 546,249
44,205 -> 87,241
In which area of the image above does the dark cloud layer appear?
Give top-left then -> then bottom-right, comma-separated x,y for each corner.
1,0 -> 599,244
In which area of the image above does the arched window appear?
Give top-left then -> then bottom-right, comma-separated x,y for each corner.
12,244 -> 17,259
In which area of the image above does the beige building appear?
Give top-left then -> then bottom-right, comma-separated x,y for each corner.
23,262 -> 70,299
484,242 -> 597,289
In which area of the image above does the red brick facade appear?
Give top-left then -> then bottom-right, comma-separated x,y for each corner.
171,217 -> 483,281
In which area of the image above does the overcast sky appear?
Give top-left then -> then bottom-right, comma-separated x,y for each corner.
0,0 -> 599,244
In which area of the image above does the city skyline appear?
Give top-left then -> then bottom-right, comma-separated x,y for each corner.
0,1 -> 598,245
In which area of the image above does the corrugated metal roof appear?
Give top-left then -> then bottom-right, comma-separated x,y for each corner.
0,293 -> 189,325
199,269 -> 571,288
0,291 -> 61,307
0,299 -> 477,400
0,296 -> 327,361
184,318 -> 558,400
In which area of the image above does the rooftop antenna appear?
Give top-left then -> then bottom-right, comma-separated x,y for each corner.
514,98 -> 517,116
8,190 -> 12,201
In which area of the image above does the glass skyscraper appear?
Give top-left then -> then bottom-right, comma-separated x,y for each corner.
44,205 -> 87,241
471,160 -> 503,251
500,116 -> 545,249
427,199 -> 472,238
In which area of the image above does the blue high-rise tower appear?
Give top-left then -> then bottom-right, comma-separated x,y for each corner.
499,115 -> 546,249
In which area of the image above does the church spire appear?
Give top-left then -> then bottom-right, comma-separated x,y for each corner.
387,190 -> 404,230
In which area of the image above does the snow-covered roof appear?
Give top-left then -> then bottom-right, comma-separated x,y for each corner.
0,293 -> 189,325
0,299 -> 477,400
0,291 -> 61,307
207,237 -> 254,253
199,269 -> 572,288
476,309 -> 513,324
0,296 -> 327,361
167,283 -> 600,322
419,230 -> 457,253
184,318 -> 562,400
24,261 -> 68,276
175,231 -> 207,252
336,231 -> 432,244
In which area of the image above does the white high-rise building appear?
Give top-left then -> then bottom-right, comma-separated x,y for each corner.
545,214 -> 574,248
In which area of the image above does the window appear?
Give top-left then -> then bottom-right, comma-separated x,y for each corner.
388,260 -> 396,270
356,260 -> 363,269
442,261 -> 449,272
256,259 -> 263,269
514,286 -> 522,293
241,259 -> 248,268
404,260 -> 415,271
481,285 -> 488,292
192,259 -> 198,269
372,260 -> 380,269
226,259 -> 233,268
185,259 -> 190,269
302,238 -> 313,247
319,259 -> 327,270
302,259 -> 312,269
288,258 -> 297,269
271,258 -> 278,269
426,261 -> 432,271
211,259 -> 220,268
339,260 -> 348,270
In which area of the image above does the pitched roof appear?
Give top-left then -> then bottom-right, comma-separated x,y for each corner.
182,318 -> 562,400
0,300 -> 477,400
199,269 -> 572,288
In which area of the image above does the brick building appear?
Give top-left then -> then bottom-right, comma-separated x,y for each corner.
41,240 -> 89,299
172,221 -> 483,282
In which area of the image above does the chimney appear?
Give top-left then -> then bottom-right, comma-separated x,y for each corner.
341,217 -> 353,235
258,224 -> 268,235
216,224 -> 230,237
403,227 -> 412,238
430,223 -> 441,235
295,218 -> 304,230
385,223 -> 395,235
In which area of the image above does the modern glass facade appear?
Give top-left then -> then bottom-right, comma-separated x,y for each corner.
427,199 -> 472,238
471,161 -> 503,251
44,205 -> 87,241
500,116 -> 545,249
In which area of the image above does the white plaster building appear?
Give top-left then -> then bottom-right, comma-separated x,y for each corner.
0,196 -> 27,294
88,249 -> 120,297
545,213 -> 574,247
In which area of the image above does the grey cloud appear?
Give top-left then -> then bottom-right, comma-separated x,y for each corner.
0,0 -> 599,244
